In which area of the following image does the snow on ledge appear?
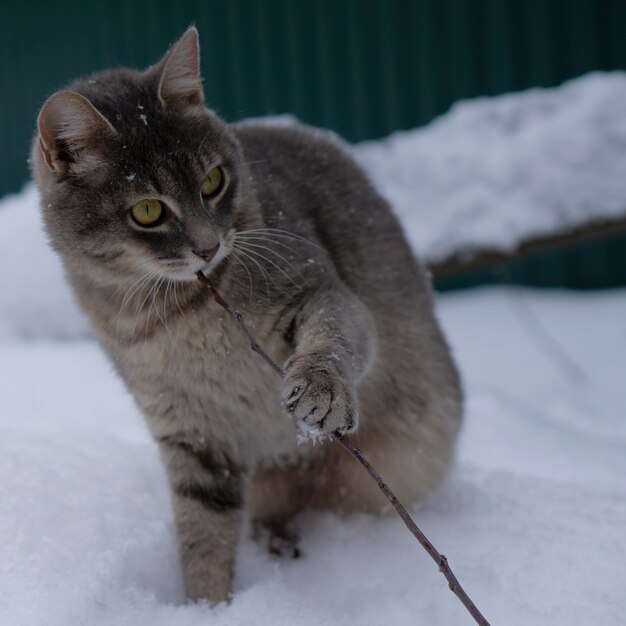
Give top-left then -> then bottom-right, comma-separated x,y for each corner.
354,71 -> 626,263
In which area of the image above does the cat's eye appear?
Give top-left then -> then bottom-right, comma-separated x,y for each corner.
130,199 -> 163,226
201,166 -> 224,198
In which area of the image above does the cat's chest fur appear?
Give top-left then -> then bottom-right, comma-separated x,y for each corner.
100,293 -> 299,465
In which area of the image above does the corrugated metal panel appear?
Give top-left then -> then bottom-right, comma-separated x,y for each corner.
435,231 -> 626,291
2,0 -> 626,287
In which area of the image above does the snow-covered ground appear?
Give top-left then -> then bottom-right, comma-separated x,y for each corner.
1,287 -> 625,625
1,73 -> 626,624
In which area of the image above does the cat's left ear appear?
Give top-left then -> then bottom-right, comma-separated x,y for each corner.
37,90 -> 118,175
157,26 -> 204,108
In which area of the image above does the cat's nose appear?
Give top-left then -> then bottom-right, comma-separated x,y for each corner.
193,243 -> 220,263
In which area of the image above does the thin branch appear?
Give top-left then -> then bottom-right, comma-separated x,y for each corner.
196,271 -> 491,626
333,435 -> 490,625
200,273 -> 285,378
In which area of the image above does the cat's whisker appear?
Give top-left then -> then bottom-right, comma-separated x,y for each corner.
116,267 -> 159,314
238,158 -> 270,167
142,279 -> 159,343
172,281 -> 185,320
143,277 -> 163,343
128,274 -> 162,354
229,248 -> 267,296
232,237 -> 304,281
233,233 -> 298,256
238,227 -> 322,249
230,246 -> 272,296
170,279 -> 198,338
107,273 -> 149,334
115,272 -> 157,356
169,281 -> 197,338
108,271 -> 144,302
162,277 -> 174,326
166,277 -> 183,342
111,269 -> 160,343
113,279 -> 148,345
107,259 -> 163,302
233,241 -> 302,289
168,280 -> 204,336
152,277 -> 174,338
145,277 -> 169,342
223,268 -> 250,301
228,249 -> 254,303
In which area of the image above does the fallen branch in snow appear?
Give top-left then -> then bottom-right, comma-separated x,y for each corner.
197,271 -> 491,626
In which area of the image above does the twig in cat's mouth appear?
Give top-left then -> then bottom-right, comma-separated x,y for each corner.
196,270 -> 491,626
196,271 -> 285,378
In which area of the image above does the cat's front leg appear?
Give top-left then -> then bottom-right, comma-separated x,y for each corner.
281,284 -> 376,436
158,436 -> 245,603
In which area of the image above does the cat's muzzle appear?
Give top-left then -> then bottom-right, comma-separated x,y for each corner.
192,244 -> 220,263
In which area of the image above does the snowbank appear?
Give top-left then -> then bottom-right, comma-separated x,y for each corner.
356,71 -> 626,262
0,185 -> 91,340
1,289 -> 625,625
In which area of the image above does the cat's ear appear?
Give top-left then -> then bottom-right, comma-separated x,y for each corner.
157,26 -> 204,108
37,90 -> 117,174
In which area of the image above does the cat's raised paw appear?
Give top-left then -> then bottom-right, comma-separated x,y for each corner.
281,360 -> 358,435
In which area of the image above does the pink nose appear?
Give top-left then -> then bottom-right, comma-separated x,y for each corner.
193,243 -> 220,263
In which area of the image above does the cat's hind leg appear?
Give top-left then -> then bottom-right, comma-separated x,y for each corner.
308,423 -> 457,514
247,465 -> 311,558
247,414 -> 457,548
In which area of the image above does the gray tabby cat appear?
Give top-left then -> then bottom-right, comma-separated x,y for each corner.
32,27 -> 462,603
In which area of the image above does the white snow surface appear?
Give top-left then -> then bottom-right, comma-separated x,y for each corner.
1,72 -> 626,624
0,185 -> 91,341
1,288 -> 625,625
356,71 -> 626,262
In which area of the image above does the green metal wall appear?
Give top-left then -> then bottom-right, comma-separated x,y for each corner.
4,0 -> 626,196
435,231 -> 626,291
2,0 -> 626,288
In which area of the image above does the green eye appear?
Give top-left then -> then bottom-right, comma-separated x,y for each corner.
201,166 -> 224,197
131,199 -> 163,226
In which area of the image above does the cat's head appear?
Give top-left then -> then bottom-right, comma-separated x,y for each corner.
32,27 -> 254,287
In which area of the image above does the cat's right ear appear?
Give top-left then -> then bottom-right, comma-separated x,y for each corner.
37,90 -> 117,174
156,26 -> 204,108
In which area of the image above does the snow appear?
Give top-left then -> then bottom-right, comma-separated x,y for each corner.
1,288 -> 625,625
2,72 -> 626,624
0,185 -> 91,341
356,72 -> 626,262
